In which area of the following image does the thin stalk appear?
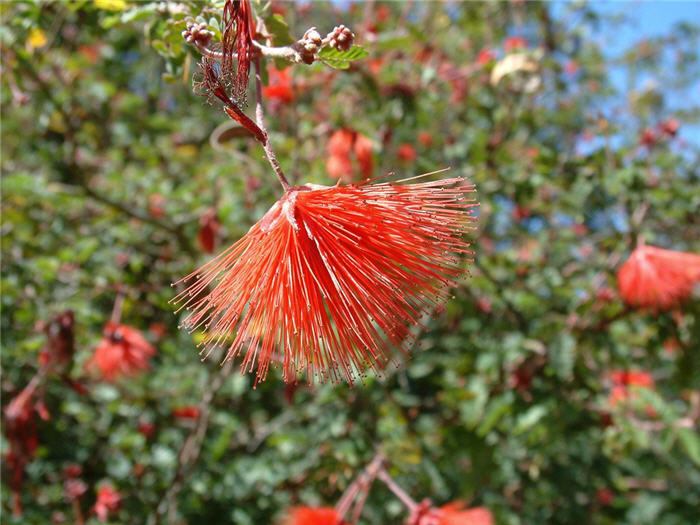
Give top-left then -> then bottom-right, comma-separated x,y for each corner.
377,468 -> 417,511
253,57 -> 291,191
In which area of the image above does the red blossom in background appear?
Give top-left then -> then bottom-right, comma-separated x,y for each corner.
608,370 -> 655,408
596,488 -> 614,506
197,209 -> 221,254
36,310 -> 75,369
398,143 -> 418,162
406,500 -> 494,525
263,67 -> 294,103
138,422 -> 156,438
639,127 -> 657,148
173,406 -> 201,420
173,176 -> 477,384
281,506 -> 344,525
504,36 -> 527,52
326,128 -> 374,181
440,502 -> 494,525
617,244 -> 700,310
148,193 -> 166,218
92,485 -> 122,522
3,384 -> 41,516
86,323 -> 156,381
476,47 -> 496,66
659,117 -> 679,137
418,131 -> 433,146
563,60 -> 579,75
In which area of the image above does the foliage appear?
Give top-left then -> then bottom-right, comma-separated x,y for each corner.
2,1 -> 699,524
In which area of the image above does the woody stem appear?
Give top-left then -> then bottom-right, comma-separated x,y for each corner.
253,56 -> 291,192
377,468 -> 417,511
334,452 -> 384,521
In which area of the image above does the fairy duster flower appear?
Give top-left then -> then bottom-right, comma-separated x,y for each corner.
86,323 -> 156,382
173,175 -> 476,385
282,507 -> 344,525
617,244 -> 700,310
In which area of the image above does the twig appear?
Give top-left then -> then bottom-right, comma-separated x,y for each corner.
155,360 -> 234,524
335,452 -> 384,522
253,56 -> 291,191
377,468 -> 417,512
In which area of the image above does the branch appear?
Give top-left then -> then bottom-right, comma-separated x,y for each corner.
253,56 -> 291,191
155,360 -> 234,524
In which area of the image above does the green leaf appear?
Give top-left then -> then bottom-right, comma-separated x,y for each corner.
263,13 -> 294,47
317,45 -> 369,69
678,428 -> 700,467
548,333 -> 575,380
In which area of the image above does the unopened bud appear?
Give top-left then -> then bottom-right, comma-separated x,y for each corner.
325,24 -> 355,52
182,19 -> 214,47
301,27 -> 323,53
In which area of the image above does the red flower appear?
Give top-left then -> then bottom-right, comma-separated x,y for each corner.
596,488 -> 614,506
149,194 -> 166,218
659,117 -> 679,137
440,503 -> 494,525
504,36 -> 527,52
173,406 -> 201,420
282,507 -> 343,525
37,310 -> 75,369
353,133 -> 374,177
198,209 -> 221,254
476,47 -> 496,66
398,143 -> 417,162
418,132 -> 433,147
86,323 -> 156,381
3,385 -> 41,516
138,422 -> 156,438
64,478 -> 87,502
639,127 -> 657,147
608,370 -> 655,408
326,129 -> 374,181
92,485 -> 122,522
609,370 -> 654,388
407,501 -> 493,525
595,286 -> 616,303
262,67 -> 294,103
617,244 -> 700,310
173,176 -> 477,384
563,60 -> 579,75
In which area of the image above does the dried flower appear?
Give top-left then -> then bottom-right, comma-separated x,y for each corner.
282,506 -> 344,525
198,209 -> 222,254
221,0 -> 255,103
36,310 -> 74,369
173,175 -> 476,384
86,323 -> 156,381
617,244 -> 700,310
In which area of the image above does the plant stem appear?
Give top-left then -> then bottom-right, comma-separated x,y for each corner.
377,468 -> 417,512
335,452 -> 384,523
253,57 -> 291,191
